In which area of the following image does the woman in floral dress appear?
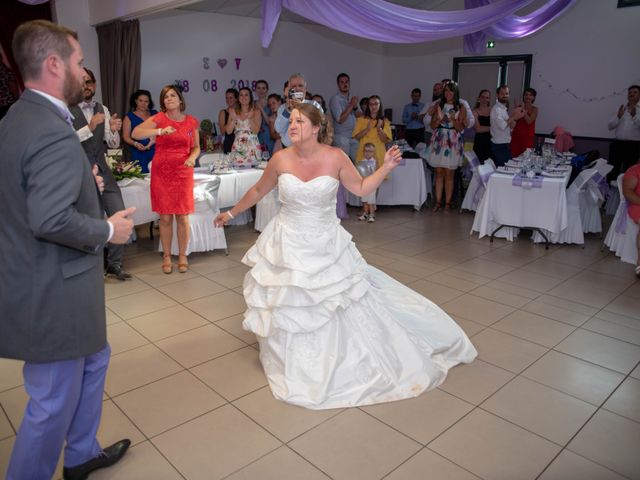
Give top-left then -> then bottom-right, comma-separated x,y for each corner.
227,87 -> 261,168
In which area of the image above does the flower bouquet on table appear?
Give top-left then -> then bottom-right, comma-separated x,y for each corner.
105,149 -> 145,181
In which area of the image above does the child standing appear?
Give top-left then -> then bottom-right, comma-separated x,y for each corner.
358,143 -> 378,222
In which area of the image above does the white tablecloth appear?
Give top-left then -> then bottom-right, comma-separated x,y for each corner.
471,171 -> 571,241
347,157 -> 427,210
118,178 -> 158,226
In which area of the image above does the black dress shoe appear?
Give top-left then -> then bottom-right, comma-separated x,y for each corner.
105,265 -> 132,281
63,439 -> 131,480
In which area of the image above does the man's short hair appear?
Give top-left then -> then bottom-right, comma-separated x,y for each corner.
411,88 -> 421,95
288,73 -> 306,87
629,85 -> 640,93
12,20 -> 78,81
337,73 -> 350,83
496,84 -> 509,94
83,67 -> 96,83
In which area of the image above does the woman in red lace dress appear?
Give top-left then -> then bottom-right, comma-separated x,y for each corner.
133,85 -> 200,273
510,88 -> 538,157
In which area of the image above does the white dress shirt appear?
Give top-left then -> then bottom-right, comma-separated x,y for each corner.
608,105 -> 640,141
490,101 -> 512,144
76,101 -> 120,148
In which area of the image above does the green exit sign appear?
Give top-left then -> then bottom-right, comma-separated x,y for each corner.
487,40 -> 495,48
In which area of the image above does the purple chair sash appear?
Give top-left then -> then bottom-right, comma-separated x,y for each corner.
512,175 -> 543,188
615,199 -> 628,234
479,170 -> 494,185
592,172 -> 609,198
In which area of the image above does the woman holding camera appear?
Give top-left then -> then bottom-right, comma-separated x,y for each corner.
352,95 -> 392,168
226,87 -> 261,168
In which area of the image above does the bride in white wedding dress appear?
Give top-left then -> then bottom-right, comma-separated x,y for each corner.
214,103 -> 476,410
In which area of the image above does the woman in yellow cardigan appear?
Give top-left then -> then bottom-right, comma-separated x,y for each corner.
352,95 -> 392,167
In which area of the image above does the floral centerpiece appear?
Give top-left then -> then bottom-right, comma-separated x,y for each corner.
199,119 -> 223,153
105,149 -> 145,181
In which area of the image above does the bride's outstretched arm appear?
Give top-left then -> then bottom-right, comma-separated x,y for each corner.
214,158 -> 279,227
339,145 -> 402,197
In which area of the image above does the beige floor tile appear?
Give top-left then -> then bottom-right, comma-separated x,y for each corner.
411,251 -> 464,268
594,308 -> 640,330
107,322 -> 149,355
358,249 -> 398,267
98,400 -> 146,447
225,446 -> 330,480
385,448 -> 480,480
205,265 -> 251,289
152,404 -> 280,480
425,271 -> 485,292
191,347 -> 267,401
0,410 -> 12,441
631,363 -> 640,379
119,252 -> 163,273
454,258 -> 515,279
156,324 -> 246,368
0,359 -> 23,393
491,310 -> 576,348
539,449 -> 628,480
522,350 -> 625,406
521,256 -> 583,280
187,254 -> 243,275
582,317 -> 640,345
112,371 -> 225,437
585,256 -> 640,279
438,360 -> 515,405
104,276 -> 153,300
126,304 -> 209,342
377,265 -> 420,284
442,294 -> 515,326
568,409 -> 640,479
573,269 -> 637,293
289,409 -> 421,480
602,377 -> 640,423
536,294 -> 599,316
0,387 -> 26,432
214,314 -> 257,344
547,281 -> 621,309
483,280 -> 541,300
105,307 -> 122,326
452,317 -> 486,338
406,279 -> 465,304
522,298 -> 591,327
363,389 -> 474,445
156,276 -> 227,303
481,376 -> 596,445
496,269 -> 563,293
106,289 -> 178,320
105,344 -> 183,396
603,294 -> 640,320
91,441 -> 182,480
183,290 -> 246,322
429,409 -> 560,480
469,285 -> 531,308
554,329 -> 640,374
442,267 -> 494,286
478,249 -> 536,268
233,387 -> 341,443
623,281 -> 640,298
385,260 -> 445,278
472,328 -> 548,373
133,265 -> 202,288
544,249 -> 603,268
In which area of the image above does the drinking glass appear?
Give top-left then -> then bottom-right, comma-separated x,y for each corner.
262,150 -> 270,162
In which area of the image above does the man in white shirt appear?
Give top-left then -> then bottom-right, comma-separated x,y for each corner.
490,84 -> 524,167
608,84 -> 640,179
329,72 -> 360,159
70,68 -> 130,281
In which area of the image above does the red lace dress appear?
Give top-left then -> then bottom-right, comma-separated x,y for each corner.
510,115 -> 535,158
150,112 -> 198,214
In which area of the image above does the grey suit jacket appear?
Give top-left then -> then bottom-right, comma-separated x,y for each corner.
0,90 -> 111,362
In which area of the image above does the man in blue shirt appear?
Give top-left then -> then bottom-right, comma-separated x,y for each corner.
329,72 -> 360,160
402,88 -> 425,148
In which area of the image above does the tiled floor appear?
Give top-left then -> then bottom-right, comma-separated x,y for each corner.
1,207 -> 639,479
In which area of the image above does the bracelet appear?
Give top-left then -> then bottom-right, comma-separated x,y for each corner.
157,128 -> 162,136
227,211 -> 234,219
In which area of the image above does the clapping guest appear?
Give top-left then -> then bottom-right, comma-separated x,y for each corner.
490,85 -> 525,167
510,88 -> 539,157
255,79 -> 273,153
609,85 -> 640,180
227,87 -> 261,167
132,85 -> 200,274
353,95 -> 391,166
267,93 -> 283,153
472,89 -> 492,162
122,89 -> 157,173
218,88 -> 238,154
622,156 -> 640,277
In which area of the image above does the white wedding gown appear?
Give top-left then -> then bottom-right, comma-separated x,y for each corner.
242,173 -> 477,409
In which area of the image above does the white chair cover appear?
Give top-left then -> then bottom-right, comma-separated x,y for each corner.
604,174 -> 639,265
254,187 -> 281,232
460,151 -> 484,212
580,162 -> 613,233
605,179 -> 620,216
159,176 -> 228,255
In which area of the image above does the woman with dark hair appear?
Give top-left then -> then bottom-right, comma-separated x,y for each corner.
218,88 -> 238,154
255,79 -> 273,153
428,82 -> 467,211
227,86 -> 261,168
267,93 -> 283,153
472,89 -> 492,162
213,103 -> 476,410
510,87 -> 538,157
122,89 -> 157,173
132,85 -> 200,274
352,95 -> 392,167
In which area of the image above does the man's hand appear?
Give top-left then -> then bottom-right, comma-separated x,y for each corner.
108,207 -> 136,244
88,112 -> 105,132
109,113 -> 122,132
348,96 -> 359,109
92,164 -> 104,193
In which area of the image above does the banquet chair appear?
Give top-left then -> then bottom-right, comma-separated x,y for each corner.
255,187 -> 280,232
605,178 -> 620,216
159,176 -> 228,255
604,174 -> 639,265
580,162 -> 613,234
460,151 -> 484,213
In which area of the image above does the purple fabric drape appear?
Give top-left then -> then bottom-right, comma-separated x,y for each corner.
261,0 -> 575,53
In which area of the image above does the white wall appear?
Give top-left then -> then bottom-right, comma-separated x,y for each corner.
139,11 -> 384,126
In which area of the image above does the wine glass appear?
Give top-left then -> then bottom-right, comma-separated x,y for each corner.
262,150 -> 271,163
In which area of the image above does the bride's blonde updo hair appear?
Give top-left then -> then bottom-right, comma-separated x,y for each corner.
295,103 -> 334,145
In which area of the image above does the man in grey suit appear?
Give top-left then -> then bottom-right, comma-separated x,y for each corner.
0,20 -> 135,480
